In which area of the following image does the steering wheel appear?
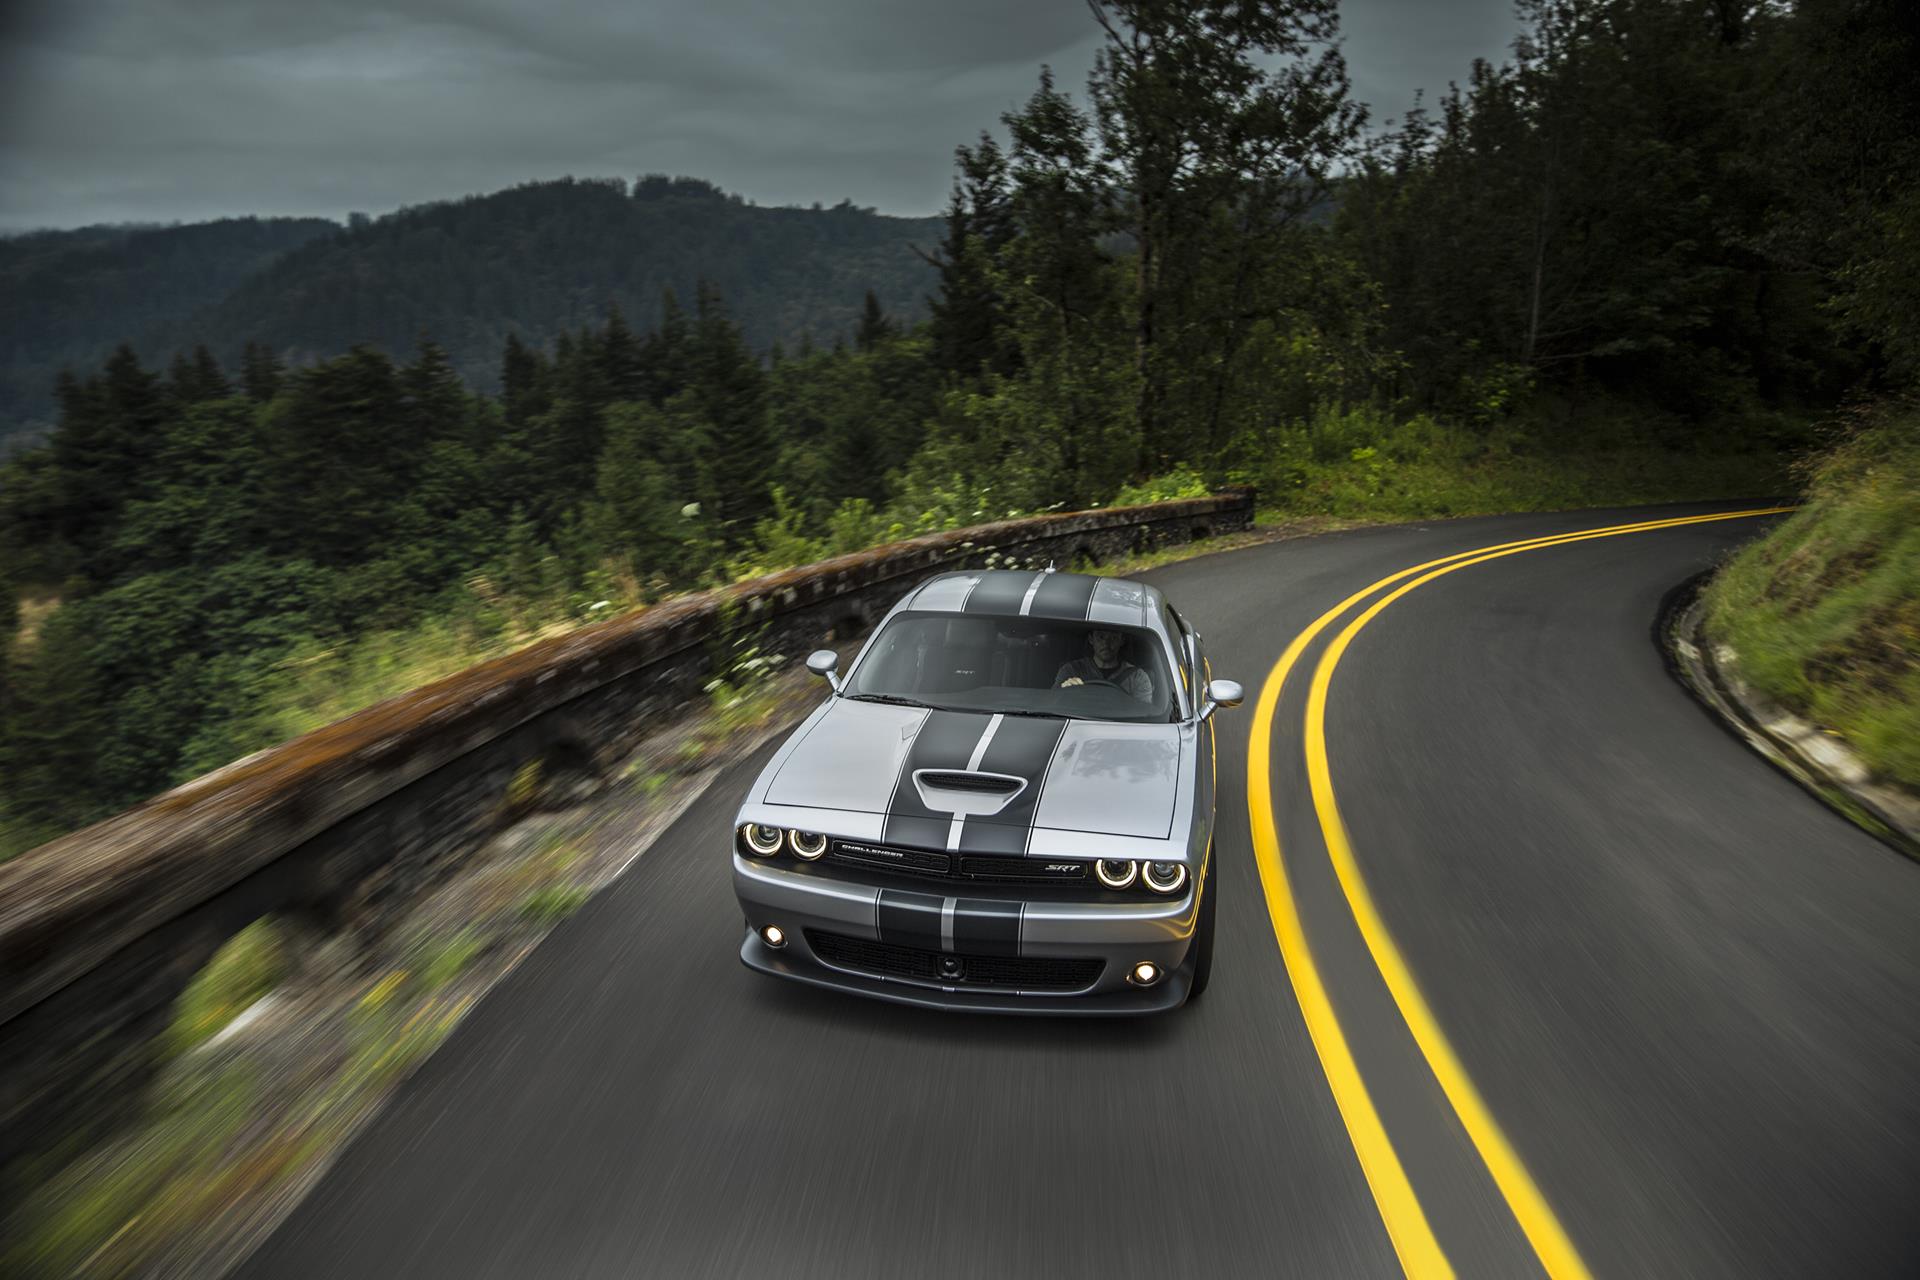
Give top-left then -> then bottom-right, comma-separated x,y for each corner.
1064,676 -> 1123,691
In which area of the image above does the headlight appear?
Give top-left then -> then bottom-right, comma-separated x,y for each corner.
1144,861 -> 1188,894
787,829 -> 827,860
1095,859 -> 1138,889
741,823 -> 784,856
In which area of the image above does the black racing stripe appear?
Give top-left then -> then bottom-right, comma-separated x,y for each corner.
961,571 -> 1035,614
876,889 -> 945,950
953,899 -> 1022,957
1025,572 -> 1099,620
881,710 -> 992,849
957,718 -> 1069,853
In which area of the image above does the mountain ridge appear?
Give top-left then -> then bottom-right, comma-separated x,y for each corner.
0,175 -> 942,445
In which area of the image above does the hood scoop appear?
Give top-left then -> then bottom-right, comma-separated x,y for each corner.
912,769 -> 1027,816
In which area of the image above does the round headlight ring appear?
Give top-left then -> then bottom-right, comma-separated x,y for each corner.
1095,859 -> 1138,890
742,823 -> 785,856
1144,861 -> 1189,894
788,829 -> 827,860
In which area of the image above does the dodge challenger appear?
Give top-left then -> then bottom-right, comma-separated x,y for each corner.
731,567 -> 1242,1014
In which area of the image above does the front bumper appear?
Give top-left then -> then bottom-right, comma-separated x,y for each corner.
733,854 -> 1201,1016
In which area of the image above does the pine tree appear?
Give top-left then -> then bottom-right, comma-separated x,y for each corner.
927,135 -> 1019,378
1074,0 -> 1362,463
638,288 -> 691,405
500,332 -> 551,425
685,282 -> 774,543
600,304 -> 648,403
240,341 -> 283,401
192,346 -> 232,401
856,290 -> 894,352
401,340 -> 469,457
47,347 -> 172,577
258,345 -> 409,565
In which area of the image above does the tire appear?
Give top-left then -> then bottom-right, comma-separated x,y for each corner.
1185,847 -> 1217,1002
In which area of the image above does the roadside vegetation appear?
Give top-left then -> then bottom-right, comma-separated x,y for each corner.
2,0 -> 1915,859
1704,407 -> 1920,789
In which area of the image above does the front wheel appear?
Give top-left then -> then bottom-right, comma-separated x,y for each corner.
1185,848 -> 1216,1002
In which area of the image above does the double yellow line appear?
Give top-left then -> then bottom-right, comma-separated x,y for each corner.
1245,508 -> 1792,1279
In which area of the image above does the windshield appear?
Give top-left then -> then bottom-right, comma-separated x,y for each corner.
842,611 -> 1178,724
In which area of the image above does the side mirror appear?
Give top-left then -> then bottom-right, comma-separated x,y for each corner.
1199,678 -> 1244,722
806,649 -> 842,691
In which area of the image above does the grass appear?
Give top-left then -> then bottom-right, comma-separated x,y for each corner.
7,936 -> 495,1277
415,929 -> 483,990
167,919 -> 287,1057
1703,406 -> 1920,788
5,1061 -> 266,1279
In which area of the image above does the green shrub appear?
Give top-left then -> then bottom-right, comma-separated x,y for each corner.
168,919 -> 287,1057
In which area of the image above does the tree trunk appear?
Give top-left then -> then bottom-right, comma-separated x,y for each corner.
1135,214 -> 1157,473
1524,179 -> 1551,366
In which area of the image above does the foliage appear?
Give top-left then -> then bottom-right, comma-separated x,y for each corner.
1705,407 -> 1920,787
1113,465 -> 1210,506
517,885 -> 592,923
0,218 -> 336,446
168,919 -> 288,1057
4,0 -> 1914,854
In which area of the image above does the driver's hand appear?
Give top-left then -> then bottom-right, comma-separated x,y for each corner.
1059,677 -> 1083,688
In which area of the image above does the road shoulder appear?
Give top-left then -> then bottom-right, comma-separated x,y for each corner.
1665,580 -> 1920,859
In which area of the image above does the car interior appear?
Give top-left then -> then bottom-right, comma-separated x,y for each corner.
845,613 -> 1178,722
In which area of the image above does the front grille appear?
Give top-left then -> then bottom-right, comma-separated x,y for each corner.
807,931 -> 1105,993
829,841 -> 952,875
959,855 -> 1087,882
826,839 -> 1094,888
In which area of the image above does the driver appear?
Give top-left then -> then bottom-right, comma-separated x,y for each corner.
1054,628 -> 1153,701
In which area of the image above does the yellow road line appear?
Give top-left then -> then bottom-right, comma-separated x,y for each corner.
1246,508 -> 1790,1278
1295,507 -> 1790,1280
1250,622 -> 1456,1278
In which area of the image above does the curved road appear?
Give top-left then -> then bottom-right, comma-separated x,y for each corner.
238,504 -> 1919,1279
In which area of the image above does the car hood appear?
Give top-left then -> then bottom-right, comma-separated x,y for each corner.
764,700 -> 1181,843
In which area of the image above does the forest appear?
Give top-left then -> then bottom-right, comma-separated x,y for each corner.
0,179 -> 942,446
1,0 -> 1915,855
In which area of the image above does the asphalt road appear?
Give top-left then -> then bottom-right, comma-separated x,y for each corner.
237,503 -> 1920,1279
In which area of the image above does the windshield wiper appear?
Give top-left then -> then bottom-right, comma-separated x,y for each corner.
842,693 -> 945,710
996,707 -> 1070,720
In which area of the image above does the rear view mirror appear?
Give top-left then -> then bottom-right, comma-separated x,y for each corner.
806,649 -> 841,690
1199,678 -> 1244,721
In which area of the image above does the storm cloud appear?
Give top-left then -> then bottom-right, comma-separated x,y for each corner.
0,0 -> 1519,230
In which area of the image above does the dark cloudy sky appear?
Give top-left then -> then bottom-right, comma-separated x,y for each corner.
0,0 -> 1520,231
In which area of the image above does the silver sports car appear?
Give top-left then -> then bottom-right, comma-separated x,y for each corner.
731,568 -> 1243,1014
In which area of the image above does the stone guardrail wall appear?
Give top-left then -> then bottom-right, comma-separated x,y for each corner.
0,489 -> 1254,1182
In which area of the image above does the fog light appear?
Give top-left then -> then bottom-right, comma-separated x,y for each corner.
1129,961 -> 1161,987
760,924 -> 787,948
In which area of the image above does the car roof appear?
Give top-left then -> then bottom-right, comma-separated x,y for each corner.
897,568 -> 1168,630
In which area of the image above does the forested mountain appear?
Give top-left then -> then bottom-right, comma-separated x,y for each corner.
0,217 -> 337,446
184,177 -> 942,399
0,178 -> 942,447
